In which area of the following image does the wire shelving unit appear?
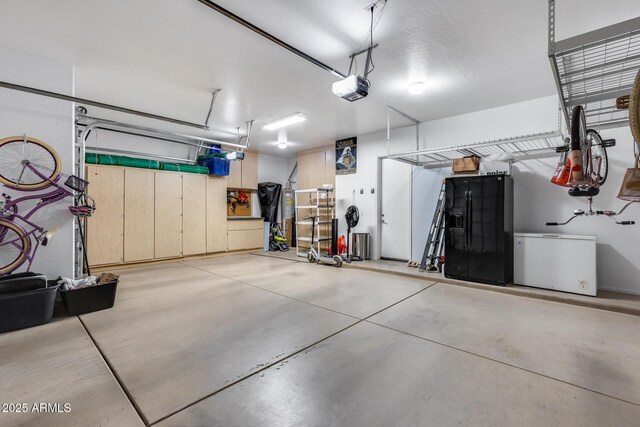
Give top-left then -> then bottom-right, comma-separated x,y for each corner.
548,1 -> 640,130
294,188 -> 335,258
386,131 -> 565,168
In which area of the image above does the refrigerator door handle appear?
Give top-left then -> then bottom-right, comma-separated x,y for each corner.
467,190 -> 472,248
464,190 -> 469,249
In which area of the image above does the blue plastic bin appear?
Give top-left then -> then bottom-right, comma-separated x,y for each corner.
208,144 -> 223,155
204,157 -> 230,176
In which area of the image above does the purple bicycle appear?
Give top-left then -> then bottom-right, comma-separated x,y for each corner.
0,135 -> 93,275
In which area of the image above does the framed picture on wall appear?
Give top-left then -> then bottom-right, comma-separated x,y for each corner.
336,137 -> 357,175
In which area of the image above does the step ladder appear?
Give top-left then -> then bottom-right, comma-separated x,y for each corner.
419,180 -> 446,272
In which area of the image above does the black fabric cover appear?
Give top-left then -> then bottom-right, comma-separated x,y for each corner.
258,182 -> 282,223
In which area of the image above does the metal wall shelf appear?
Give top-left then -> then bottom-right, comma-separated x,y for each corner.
549,1 -> 640,129
386,131 -> 565,168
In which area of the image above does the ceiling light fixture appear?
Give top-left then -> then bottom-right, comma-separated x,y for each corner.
408,81 -> 427,95
263,113 -> 307,131
277,129 -> 288,149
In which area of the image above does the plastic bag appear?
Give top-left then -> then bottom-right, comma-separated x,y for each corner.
617,152 -> 640,201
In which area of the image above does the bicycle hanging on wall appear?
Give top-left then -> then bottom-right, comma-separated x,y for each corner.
0,135 -> 94,275
546,68 -> 640,226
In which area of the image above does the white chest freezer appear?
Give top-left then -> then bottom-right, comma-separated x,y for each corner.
514,233 -> 597,296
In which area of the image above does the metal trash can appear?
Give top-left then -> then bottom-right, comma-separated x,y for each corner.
351,233 -> 371,260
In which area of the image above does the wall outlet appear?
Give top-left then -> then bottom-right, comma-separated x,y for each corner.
579,280 -> 588,290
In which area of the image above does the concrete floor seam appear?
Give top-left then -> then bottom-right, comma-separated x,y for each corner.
181,262 -> 361,320
76,316 -> 151,426
364,319 -> 640,409
151,272 -> 437,425
181,259 -> 439,321
149,318 -> 363,425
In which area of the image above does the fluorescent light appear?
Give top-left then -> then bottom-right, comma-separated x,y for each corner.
408,81 -> 427,95
277,142 -> 288,149
263,113 -> 307,131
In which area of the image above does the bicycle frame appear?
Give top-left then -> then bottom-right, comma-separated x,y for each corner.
0,162 -> 73,272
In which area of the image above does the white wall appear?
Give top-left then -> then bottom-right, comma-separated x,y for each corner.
335,126 -> 417,260
338,95 -> 639,293
417,95 -> 639,293
411,167 -> 449,261
258,153 -> 292,185
0,46 -> 75,278
410,96 -> 561,262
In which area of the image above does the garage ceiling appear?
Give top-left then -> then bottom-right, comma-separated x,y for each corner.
1,0 -> 639,156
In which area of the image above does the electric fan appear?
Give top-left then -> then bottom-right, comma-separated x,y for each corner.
344,205 -> 360,262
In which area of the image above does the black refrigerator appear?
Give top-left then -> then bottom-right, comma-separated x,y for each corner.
444,175 -> 513,286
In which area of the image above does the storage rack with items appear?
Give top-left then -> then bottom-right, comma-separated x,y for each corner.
294,188 -> 335,258
548,0 -> 640,130
385,131 -> 565,168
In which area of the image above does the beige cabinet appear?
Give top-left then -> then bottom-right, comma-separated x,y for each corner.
124,168 -> 155,262
227,150 -> 258,189
325,149 -> 336,183
87,165 -> 230,267
241,151 -> 258,189
227,159 -> 242,188
86,165 -> 124,265
206,176 -> 228,253
227,219 -> 263,251
154,172 -> 183,258
296,146 -> 335,190
182,174 -> 207,256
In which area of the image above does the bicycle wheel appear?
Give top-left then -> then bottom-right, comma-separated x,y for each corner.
630,68 -> 640,165
0,220 -> 30,275
586,129 -> 608,186
569,106 -> 588,183
0,136 -> 61,190
570,106 -> 588,150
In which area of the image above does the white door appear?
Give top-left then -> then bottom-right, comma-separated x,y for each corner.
381,159 -> 412,261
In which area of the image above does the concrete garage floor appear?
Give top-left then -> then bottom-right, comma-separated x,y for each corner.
1,253 -> 640,426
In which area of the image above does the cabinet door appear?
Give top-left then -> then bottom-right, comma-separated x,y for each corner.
246,229 -> 264,249
227,230 -> 248,251
325,148 -> 336,187
296,152 -> 310,190
308,150 -> 326,188
227,159 -> 242,188
241,151 -> 258,190
182,174 -> 207,256
86,165 -> 124,265
124,168 -> 155,262
206,176 -> 228,253
154,172 -> 183,258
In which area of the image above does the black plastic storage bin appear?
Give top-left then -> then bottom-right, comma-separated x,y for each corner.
60,280 -> 118,315
0,272 -> 46,294
0,274 -> 58,333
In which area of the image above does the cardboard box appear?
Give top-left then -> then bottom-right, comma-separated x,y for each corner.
452,156 -> 480,174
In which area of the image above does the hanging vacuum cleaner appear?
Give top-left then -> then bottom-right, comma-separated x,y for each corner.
343,205 -> 360,263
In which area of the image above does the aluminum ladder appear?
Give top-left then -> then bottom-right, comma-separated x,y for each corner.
419,180 -> 446,272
